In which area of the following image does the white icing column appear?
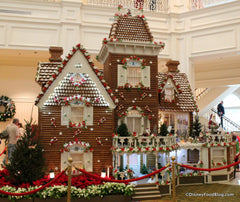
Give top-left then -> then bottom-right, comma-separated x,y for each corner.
155,152 -> 158,182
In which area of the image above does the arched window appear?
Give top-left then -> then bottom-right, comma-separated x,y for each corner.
61,141 -> 93,173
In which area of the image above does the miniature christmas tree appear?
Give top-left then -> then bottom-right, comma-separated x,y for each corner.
117,121 -> 129,137
159,123 -> 169,136
140,163 -> 148,174
5,119 -> 46,185
192,115 -> 202,138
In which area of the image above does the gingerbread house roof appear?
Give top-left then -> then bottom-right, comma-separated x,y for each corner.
35,44 -> 116,109
109,15 -> 153,42
158,72 -> 197,112
35,62 -> 62,86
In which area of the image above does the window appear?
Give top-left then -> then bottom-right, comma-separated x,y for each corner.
127,66 -> 141,86
61,104 -> 93,126
122,108 -> 150,135
165,87 -> 174,101
117,62 -> 150,88
187,149 -> 199,164
158,111 -> 189,137
163,79 -> 175,102
61,145 -> 93,173
127,110 -> 142,134
71,106 -> 84,123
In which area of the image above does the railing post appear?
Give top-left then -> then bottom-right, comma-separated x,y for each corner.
171,156 -> 176,202
5,141 -> 8,164
67,157 -> 73,202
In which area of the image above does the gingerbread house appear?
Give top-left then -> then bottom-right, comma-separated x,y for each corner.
35,11 -> 198,176
35,46 -> 116,174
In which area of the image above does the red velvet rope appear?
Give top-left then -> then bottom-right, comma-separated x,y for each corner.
235,152 -> 240,159
0,147 -> 6,156
180,160 -> 240,172
0,170 -> 65,196
76,166 -> 168,183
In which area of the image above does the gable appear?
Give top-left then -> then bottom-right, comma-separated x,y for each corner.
158,73 -> 198,112
36,47 -> 116,109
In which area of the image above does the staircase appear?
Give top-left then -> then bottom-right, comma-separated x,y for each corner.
210,108 -> 240,132
131,183 -> 162,201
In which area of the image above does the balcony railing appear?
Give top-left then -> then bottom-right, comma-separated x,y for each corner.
112,135 -> 176,151
191,0 -> 236,10
85,0 -> 169,12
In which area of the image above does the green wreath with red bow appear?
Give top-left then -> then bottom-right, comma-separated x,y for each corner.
0,96 -> 16,121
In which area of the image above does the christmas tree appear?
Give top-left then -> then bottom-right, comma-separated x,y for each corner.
159,123 -> 169,136
117,121 -> 129,137
192,115 -> 202,138
5,119 -> 46,185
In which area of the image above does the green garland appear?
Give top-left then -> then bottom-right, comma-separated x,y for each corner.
0,95 -> 16,121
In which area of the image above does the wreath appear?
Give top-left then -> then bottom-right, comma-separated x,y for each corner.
0,96 -> 16,121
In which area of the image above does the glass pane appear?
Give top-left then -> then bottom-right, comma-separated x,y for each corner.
127,110 -> 141,116
71,153 -> 83,162
127,117 -> 134,133
127,67 -> 141,86
135,118 -> 141,133
71,107 -> 83,123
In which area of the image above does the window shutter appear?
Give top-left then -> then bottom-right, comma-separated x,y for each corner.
141,66 -> 150,88
60,152 -> 69,171
84,106 -> 93,126
61,106 -> 71,125
84,152 -> 93,172
118,65 -> 127,86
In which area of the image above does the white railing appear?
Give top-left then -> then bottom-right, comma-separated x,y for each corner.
191,0 -> 236,10
85,0 -> 169,12
207,134 -> 232,143
113,136 -> 176,149
206,109 -> 240,132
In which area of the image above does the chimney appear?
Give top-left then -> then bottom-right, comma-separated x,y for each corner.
166,60 -> 180,72
49,46 -> 63,62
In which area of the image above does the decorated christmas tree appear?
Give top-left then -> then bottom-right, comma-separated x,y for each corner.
159,123 -> 169,136
6,119 -> 46,185
192,115 -> 202,138
117,121 -> 129,137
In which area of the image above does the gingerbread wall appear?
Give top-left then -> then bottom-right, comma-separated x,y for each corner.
104,53 -> 159,132
38,105 -> 114,174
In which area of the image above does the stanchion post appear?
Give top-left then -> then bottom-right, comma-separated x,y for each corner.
67,157 -> 73,202
5,141 -> 8,164
171,156 -> 176,202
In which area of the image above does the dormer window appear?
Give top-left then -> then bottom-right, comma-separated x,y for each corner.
165,87 -> 174,102
163,78 -> 177,102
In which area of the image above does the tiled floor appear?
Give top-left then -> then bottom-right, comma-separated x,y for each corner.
135,172 -> 240,202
